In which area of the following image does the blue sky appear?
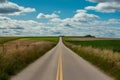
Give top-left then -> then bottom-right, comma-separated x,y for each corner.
0,0 -> 120,37
9,0 -> 120,20
9,0 -> 94,19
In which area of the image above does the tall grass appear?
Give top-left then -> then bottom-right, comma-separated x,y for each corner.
0,41 -> 56,80
65,42 -> 120,80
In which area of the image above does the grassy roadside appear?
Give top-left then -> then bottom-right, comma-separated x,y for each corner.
64,38 -> 120,80
0,37 -> 58,80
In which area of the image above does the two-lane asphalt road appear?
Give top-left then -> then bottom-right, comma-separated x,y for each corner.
11,37 -> 113,80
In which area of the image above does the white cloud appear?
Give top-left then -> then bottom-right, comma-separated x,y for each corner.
0,10 -> 120,38
0,15 -> 10,20
106,19 -> 120,25
86,0 -> 120,13
50,18 -> 62,23
37,13 -> 59,19
76,10 -> 87,13
50,10 -> 99,24
43,10 -> 120,37
0,16 -> 46,36
0,0 -> 35,15
73,10 -> 99,22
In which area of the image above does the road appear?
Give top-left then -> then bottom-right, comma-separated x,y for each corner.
11,37 -> 113,80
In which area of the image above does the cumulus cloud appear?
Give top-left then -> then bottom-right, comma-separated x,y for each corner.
36,13 -> 59,19
50,18 -> 62,23
73,10 -> 99,22
49,10 -> 99,24
0,15 -> 10,20
36,10 -> 119,37
86,0 -> 120,13
0,0 -> 35,15
0,10 -> 120,37
37,10 -> 99,24
49,10 -> 99,27
0,16 -> 46,36
105,19 -> 120,25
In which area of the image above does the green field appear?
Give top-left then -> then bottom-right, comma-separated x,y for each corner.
21,37 -> 59,42
66,40 -> 120,52
0,37 -> 59,44
0,37 -> 21,44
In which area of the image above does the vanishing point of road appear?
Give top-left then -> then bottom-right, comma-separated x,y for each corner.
11,37 -> 113,80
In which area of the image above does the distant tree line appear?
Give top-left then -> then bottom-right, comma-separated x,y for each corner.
84,35 -> 95,38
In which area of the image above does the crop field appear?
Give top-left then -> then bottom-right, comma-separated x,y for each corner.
65,37 -> 120,52
0,37 -> 58,80
0,36 -> 59,44
21,37 -> 59,42
66,40 -> 120,52
64,36 -> 120,41
0,37 -> 21,44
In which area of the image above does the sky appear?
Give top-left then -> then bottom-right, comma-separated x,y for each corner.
0,0 -> 120,37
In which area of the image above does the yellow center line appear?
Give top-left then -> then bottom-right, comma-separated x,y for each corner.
56,46 -> 63,80
56,60 -> 59,80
